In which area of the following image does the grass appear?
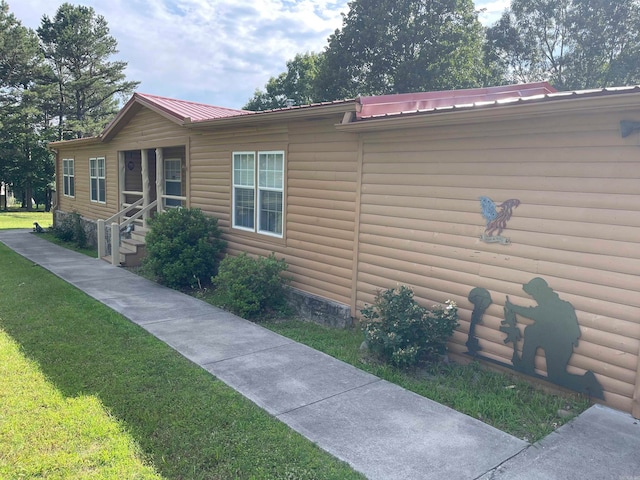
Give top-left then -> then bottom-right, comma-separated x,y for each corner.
0,244 -> 364,480
1,224 -> 590,474
260,319 -> 591,443
169,276 -> 591,443
39,231 -> 98,258
0,207 -> 97,257
0,208 -> 53,230
0,331 -> 161,479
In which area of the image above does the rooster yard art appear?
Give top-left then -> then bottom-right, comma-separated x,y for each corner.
479,196 -> 520,244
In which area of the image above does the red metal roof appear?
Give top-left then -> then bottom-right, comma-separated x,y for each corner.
135,92 -> 252,122
357,82 -> 557,119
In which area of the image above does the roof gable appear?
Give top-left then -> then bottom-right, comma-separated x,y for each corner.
134,93 -> 251,123
101,92 -> 251,141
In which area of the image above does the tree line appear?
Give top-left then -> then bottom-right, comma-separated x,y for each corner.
0,1 -> 137,210
245,0 -> 640,110
3,0 -> 640,209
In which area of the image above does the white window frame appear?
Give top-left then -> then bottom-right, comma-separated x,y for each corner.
232,152 -> 256,232
89,157 -> 106,204
62,158 -> 75,197
232,150 -> 284,238
257,151 -> 284,237
164,158 -> 183,208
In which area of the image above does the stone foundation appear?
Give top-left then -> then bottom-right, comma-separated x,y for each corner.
286,287 -> 353,328
53,210 -> 101,248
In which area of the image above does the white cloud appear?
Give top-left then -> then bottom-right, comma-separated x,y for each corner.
9,0 -> 347,108
8,1 -> 511,108
475,0 -> 510,25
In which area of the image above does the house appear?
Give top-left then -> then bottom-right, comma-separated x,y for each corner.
49,82 -> 640,418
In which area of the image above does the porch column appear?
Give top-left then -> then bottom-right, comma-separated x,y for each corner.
141,149 -> 150,227
111,222 -> 120,266
156,147 -> 164,213
118,151 -> 126,214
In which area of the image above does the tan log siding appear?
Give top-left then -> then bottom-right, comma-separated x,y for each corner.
188,117 -> 360,306
55,144 -> 119,219
356,111 -> 640,413
115,109 -> 187,148
188,125 -> 290,225
284,120 -> 359,305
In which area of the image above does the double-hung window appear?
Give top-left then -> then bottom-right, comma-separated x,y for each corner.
164,158 -> 182,208
62,158 -> 75,197
232,151 -> 284,237
89,157 -> 106,203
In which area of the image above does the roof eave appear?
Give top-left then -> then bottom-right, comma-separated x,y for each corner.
336,90 -> 640,132
49,136 -> 102,148
186,100 -> 358,129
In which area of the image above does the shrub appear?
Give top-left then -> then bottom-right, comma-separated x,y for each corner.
143,208 -> 226,289
212,252 -> 289,319
52,211 -> 86,248
361,285 -> 458,369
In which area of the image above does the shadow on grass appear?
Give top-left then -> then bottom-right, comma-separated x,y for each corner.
0,244 -> 363,480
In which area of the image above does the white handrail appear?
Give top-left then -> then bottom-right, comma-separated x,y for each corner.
97,197 -> 147,260
120,200 -> 157,229
104,197 -> 144,224
108,200 -> 158,266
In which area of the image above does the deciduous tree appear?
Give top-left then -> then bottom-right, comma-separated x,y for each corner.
244,52 -> 322,110
314,0 -> 488,101
486,0 -> 640,89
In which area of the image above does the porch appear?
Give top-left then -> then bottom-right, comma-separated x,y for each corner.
97,146 -> 187,266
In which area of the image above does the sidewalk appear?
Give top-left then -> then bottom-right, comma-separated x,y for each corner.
1,229 -> 638,480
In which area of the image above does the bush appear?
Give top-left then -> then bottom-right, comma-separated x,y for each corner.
52,212 -> 86,248
361,285 -> 458,369
212,252 -> 289,319
143,208 -> 226,289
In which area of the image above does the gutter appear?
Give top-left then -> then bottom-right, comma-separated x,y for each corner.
49,136 -> 101,148
336,90 -> 640,132
186,100 -> 359,129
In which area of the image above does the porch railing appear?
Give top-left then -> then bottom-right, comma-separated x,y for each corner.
97,197 -> 157,265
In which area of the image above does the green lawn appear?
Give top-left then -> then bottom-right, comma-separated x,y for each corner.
262,319 -> 590,442
0,209 -> 53,230
0,244 -> 364,480
0,221 -> 591,477
0,331 -> 161,479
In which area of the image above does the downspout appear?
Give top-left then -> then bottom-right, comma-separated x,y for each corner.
348,98 -> 363,318
50,148 -> 59,226
350,137 -> 364,319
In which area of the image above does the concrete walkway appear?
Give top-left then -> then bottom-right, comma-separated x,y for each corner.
1,229 -> 638,480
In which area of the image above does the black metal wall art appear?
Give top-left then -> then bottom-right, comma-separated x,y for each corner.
465,277 -> 604,399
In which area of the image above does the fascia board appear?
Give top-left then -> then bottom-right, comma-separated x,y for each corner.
185,101 -> 358,129
335,93 -> 640,133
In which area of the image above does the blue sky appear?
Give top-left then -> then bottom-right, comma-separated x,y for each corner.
10,0 -> 509,109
